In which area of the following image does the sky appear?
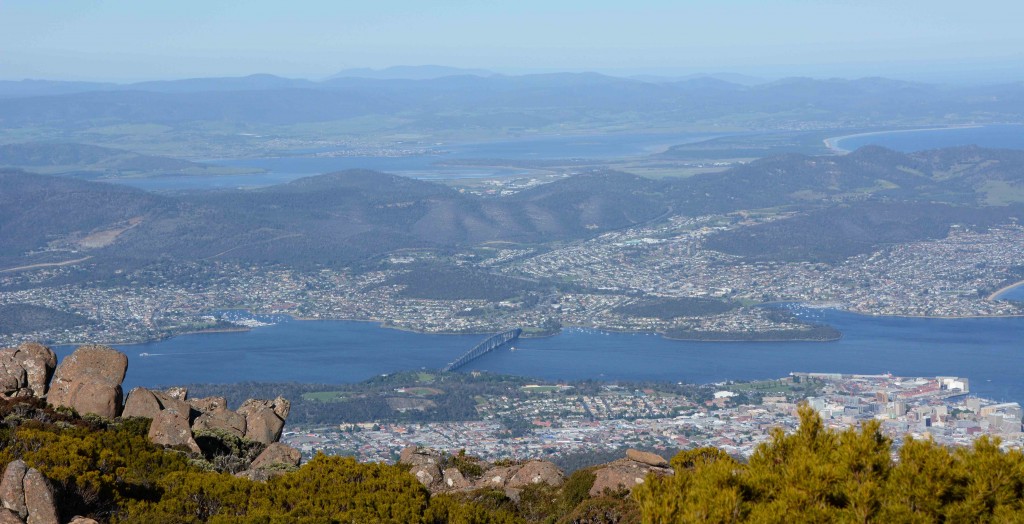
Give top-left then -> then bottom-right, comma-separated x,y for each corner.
3,0 -> 1024,83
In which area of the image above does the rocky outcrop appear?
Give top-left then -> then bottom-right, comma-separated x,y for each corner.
250,443 -> 301,470
625,449 -> 669,468
400,447 -> 565,496
0,461 -> 58,524
149,407 -> 201,454
188,395 -> 228,413
589,451 -> 673,496
508,460 -> 565,488
192,408 -> 247,438
237,397 -> 290,445
46,345 -> 127,418
66,518 -> 99,524
0,343 -> 57,398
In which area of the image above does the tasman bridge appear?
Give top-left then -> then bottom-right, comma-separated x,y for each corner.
441,328 -> 522,372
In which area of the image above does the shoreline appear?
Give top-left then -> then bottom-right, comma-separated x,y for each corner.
44,301 -> 1024,349
986,279 -> 1024,301
823,124 -> 984,153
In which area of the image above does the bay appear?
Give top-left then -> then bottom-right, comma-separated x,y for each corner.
58,309 -> 1024,403
107,132 -> 721,191
832,124 -> 1024,153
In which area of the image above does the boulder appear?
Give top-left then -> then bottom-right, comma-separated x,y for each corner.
67,518 -> 100,524
0,343 -> 57,398
164,386 -> 188,400
442,468 -> 471,490
409,464 -> 442,488
192,409 -> 247,438
589,457 -> 672,497
507,460 -> 564,488
46,345 -> 127,418
22,468 -> 58,524
189,396 -> 228,414
400,446 -> 444,467
626,449 -> 668,468
0,508 -> 22,524
238,399 -> 288,444
250,443 -> 301,470
121,387 -> 162,419
478,466 -> 514,489
0,460 -> 27,519
148,407 -> 201,453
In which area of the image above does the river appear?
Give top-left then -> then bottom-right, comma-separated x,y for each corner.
58,307 -> 1023,403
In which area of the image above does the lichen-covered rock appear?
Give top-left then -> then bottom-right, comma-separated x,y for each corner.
67,518 -> 99,524
625,449 -> 668,467
507,460 -> 565,488
250,442 -> 301,470
22,468 -> 58,524
188,395 -> 228,413
399,446 -> 443,467
164,386 -> 187,400
589,456 -> 672,496
192,408 -> 247,438
478,466 -> 514,489
0,460 -> 27,519
148,407 -> 200,453
46,345 -> 127,418
0,343 -> 57,398
409,464 -> 442,488
442,468 -> 471,490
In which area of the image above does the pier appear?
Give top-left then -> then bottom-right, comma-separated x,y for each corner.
442,328 -> 522,372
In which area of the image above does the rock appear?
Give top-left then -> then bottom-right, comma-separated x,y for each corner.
507,460 -> 564,488
46,345 -> 127,418
121,387 -> 162,419
148,407 -> 201,453
410,464 -> 441,488
250,443 -> 301,470
478,466 -> 513,489
442,468 -> 471,490
22,468 -> 58,524
241,408 -> 283,445
67,518 -> 99,524
192,409 -> 247,438
13,343 -> 56,398
0,460 -> 27,519
626,449 -> 668,468
589,458 -> 672,497
164,386 -> 188,400
0,343 -> 57,398
271,395 -> 290,420
238,399 -> 287,444
0,508 -> 22,524
400,446 -> 443,467
189,396 -> 228,413
235,469 -> 274,482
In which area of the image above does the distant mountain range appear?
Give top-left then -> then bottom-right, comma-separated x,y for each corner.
0,72 -> 1021,131
2,146 -> 1023,277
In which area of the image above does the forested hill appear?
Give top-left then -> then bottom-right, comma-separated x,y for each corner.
3,145 -> 1024,275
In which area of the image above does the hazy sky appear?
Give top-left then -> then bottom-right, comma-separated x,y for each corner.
3,0 -> 1024,82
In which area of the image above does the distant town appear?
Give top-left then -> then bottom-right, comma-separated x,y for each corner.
2,210 -> 1022,347
282,373 -> 1024,464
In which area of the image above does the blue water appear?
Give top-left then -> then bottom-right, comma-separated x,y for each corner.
57,309 -> 1024,403
107,132 -> 721,191
834,124 -> 1024,153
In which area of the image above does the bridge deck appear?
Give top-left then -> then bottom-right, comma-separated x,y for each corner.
442,328 -> 522,372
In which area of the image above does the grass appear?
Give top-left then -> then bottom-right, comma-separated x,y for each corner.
302,391 -> 348,402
